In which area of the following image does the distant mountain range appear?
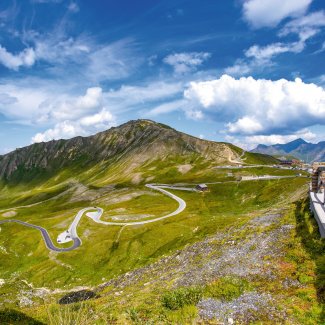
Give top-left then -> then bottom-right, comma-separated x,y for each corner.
251,138 -> 325,163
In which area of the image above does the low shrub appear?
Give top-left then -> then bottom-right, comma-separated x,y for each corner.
204,276 -> 252,301
161,287 -> 203,310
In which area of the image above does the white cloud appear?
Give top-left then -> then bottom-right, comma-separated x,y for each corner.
31,0 -> 63,3
163,52 -> 211,74
184,74 -> 325,135
0,92 -> 17,105
39,87 -> 104,122
79,108 -> 113,127
224,61 -> 252,76
104,81 -> 184,115
0,28 -> 140,81
32,108 -> 115,142
226,36 -> 313,76
0,45 -> 36,70
68,2 -> 79,13
280,10 -> 325,38
186,109 -> 204,120
32,34 -> 90,65
225,129 -> 317,150
242,0 -> 312,28
227,116 -> 263,135
228,9 -> 325,76
0,77 -> 185,128
245,129 -> 316,146
245,43 -> 298,61
0,83 -> 49,122
0,82 -> 106,125
0,31 -> 89,71
146,99 -> 186,117
86,40 -> 142,82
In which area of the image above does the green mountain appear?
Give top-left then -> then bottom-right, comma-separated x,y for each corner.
251,138 -> 325,163
1,120 -> 321,325
0,119 -> 277,185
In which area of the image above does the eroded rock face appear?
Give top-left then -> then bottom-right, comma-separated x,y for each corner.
0,119 -> 242,182
58,290 -> 97,305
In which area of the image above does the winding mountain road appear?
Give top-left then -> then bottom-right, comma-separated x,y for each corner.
0,219 -> 81,252
0,184 -> 187,252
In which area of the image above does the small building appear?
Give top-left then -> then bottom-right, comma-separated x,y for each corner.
196,184 -> 209,192
279,160 -> 293,166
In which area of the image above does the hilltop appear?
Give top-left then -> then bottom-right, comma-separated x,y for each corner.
0,119 -> 277,185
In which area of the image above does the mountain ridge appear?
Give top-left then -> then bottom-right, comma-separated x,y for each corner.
0,119 -> 278,185
251,138 -> 325,163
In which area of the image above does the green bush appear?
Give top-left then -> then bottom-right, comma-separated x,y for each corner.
161,287 -> 203,310
204,276 -> 252,301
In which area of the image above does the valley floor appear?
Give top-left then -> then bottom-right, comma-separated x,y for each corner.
0,167 -> 323,324
2,195 -> 324,324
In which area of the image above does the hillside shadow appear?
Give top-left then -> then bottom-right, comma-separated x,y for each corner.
294,198 -> 325,321
0,309 -> 44,325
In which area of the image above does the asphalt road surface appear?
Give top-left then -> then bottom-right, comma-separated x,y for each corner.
0,184 -> 187,252
0,219 -> 81,252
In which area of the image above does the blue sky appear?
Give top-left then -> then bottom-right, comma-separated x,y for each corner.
0,0 -> 324,153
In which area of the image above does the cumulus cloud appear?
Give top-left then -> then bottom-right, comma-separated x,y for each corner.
184,74 -> 325,136
163,52 -> 211,74
242,0 -> 312,28
0,82 -> 109,126
224,60 -> 252,76
0,80 -> 116,143
32,108 -> 115,142
0,45 -> 36,70
39,87 -> 104,122
0,92 -> 17,105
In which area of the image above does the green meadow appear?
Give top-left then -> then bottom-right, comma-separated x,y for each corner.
0,174 -> 308,293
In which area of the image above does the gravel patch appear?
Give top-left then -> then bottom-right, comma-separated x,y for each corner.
100,212 -> 289,293
1,210 -> 17,218
198,292 -> 285,324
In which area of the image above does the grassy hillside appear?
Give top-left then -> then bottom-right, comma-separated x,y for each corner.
0,120 -> 318,324
0,177 -> 309,302
1,177 -> 323,324
0,120 -> 279,187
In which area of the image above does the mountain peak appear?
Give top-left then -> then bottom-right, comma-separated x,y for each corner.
282,138 -> 308,152
0,119 -> 244,182
287,138 -> 307,145
251,137 -> 324,163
